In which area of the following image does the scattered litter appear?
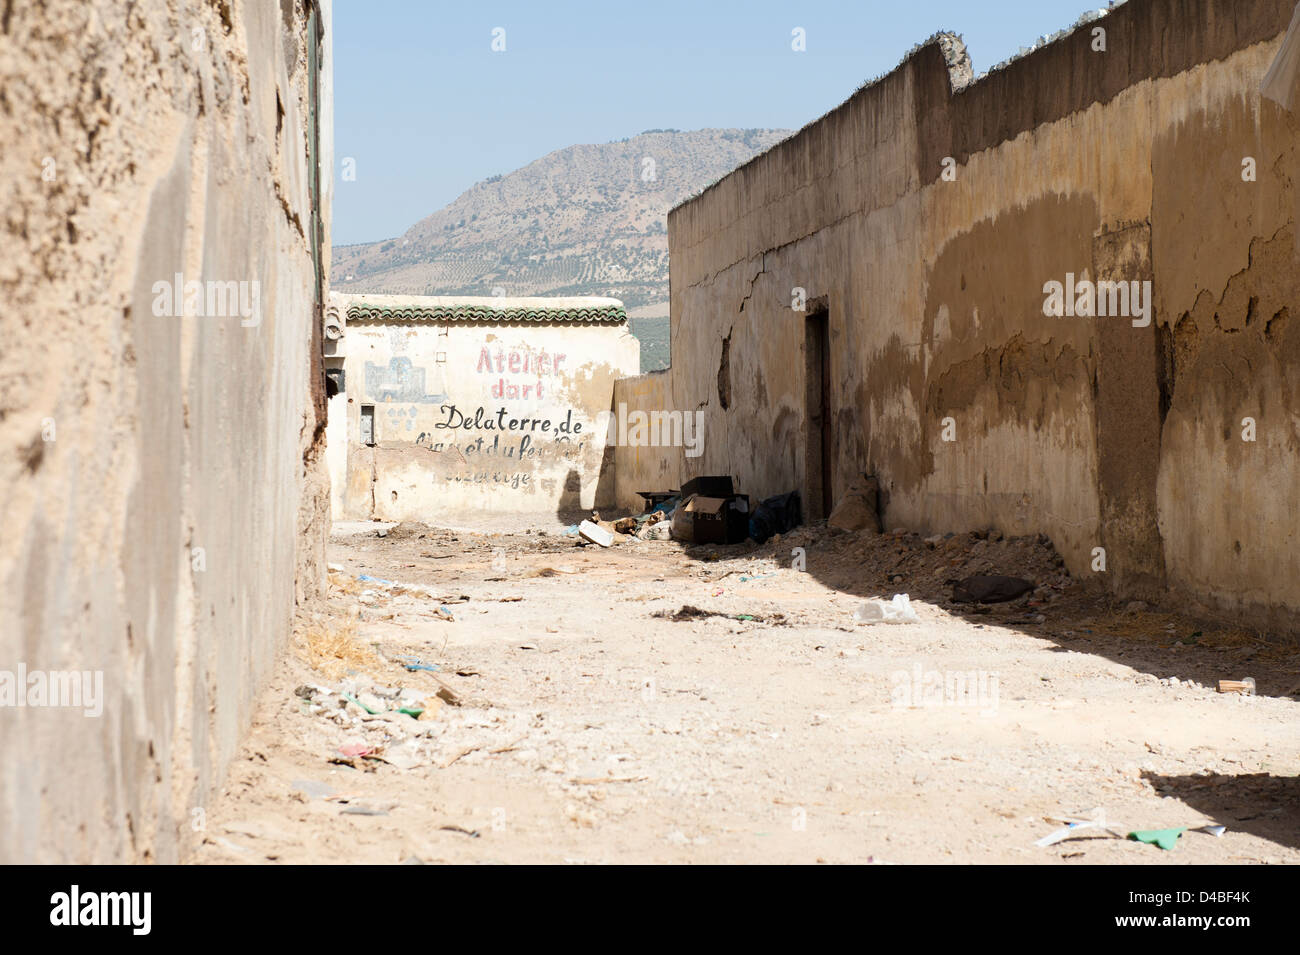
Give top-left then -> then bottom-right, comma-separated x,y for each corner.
338,742 -> 376,758
354,574 -> 469,604
341,806 -> 388,816
853,594 -> 920,624
739,573 -> 777,582
342,692 -> 379,715
651,605 -> 786,624
1128,827 -> 1186,851
680,475 -> 735,498
329,754 -> 377,772
527,565 -> 579,577
949,574 -> 1035,604
673,485 -> 752,544
1196,824 -> 1227,838
579,520 -> 615,547
439,825 -> 481,838
749,490 -> 802,544
1035,809 -> 1114,847
395,655 -> 440,673
639,519 -> 673,541
434,605 -> 455,622
518,643 -> 539,650
636,490 -> 678,513
440,744 -> 483,769
1217,678 -> 1255,695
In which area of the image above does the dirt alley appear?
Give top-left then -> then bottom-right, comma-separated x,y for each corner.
193,518 -> 1300,864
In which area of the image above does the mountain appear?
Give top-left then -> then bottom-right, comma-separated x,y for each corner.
332,128 -> 790,369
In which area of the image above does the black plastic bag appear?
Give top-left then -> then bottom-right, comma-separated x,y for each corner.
749,491 -> 802,544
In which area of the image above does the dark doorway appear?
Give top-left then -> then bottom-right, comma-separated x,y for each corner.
804,307 -> 832,520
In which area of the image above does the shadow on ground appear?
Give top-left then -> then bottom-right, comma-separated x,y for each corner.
1141,771 -> 1300,851
674,520 -> 1300,702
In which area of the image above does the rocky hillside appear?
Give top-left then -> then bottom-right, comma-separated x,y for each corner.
333,128 -> 790,326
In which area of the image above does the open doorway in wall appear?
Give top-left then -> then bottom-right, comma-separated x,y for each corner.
804,305 -> 832,520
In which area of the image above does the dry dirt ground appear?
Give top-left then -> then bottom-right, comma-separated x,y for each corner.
192,518 -> 1300,864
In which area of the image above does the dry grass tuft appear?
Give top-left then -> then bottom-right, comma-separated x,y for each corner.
295,613 -> 378,679
1094,609 -> 1263,650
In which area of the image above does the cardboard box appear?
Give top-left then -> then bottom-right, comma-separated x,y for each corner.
671,493 -> 750,544
680,475 -> 735,499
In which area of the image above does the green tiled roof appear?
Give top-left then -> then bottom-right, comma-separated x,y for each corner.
344,302 -> 627,325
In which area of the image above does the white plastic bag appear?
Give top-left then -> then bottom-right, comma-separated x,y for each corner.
1262,3 -> 1300,110
640,519 -> 673,541
854,593 -> 920,624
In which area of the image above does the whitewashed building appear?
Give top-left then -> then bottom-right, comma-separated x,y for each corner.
325,293 -> 640,519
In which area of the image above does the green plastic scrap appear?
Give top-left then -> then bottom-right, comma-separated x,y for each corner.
344,693 -> 422,719
342,692 -> 379,716
1128,827 -> 1187,850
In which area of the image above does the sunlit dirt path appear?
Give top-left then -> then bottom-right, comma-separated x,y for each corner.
193,521 -> 1299,864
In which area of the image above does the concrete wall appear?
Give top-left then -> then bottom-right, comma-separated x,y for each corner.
329,294 -> 639,520
616,0 -> 1300,632
0,0 -> 331,861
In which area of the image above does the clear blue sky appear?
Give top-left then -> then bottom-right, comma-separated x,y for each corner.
333,0 -> 1108,246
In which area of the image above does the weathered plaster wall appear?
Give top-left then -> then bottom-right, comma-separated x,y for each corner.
612,369 -> 681,508
329,295 -> 639,519
618,0 -> 1300,631
0,0 -> 331,861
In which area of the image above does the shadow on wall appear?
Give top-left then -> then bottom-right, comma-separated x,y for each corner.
555,468 -> 584,525
553,443 -> 626,526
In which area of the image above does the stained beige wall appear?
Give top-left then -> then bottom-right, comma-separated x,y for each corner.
0,0 -> 331,861
612,369 -> 681,508
617,0 -> 1300,632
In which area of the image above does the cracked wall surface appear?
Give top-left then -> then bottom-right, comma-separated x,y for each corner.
0,0 -> 332,862
615,0 -> 1300,632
